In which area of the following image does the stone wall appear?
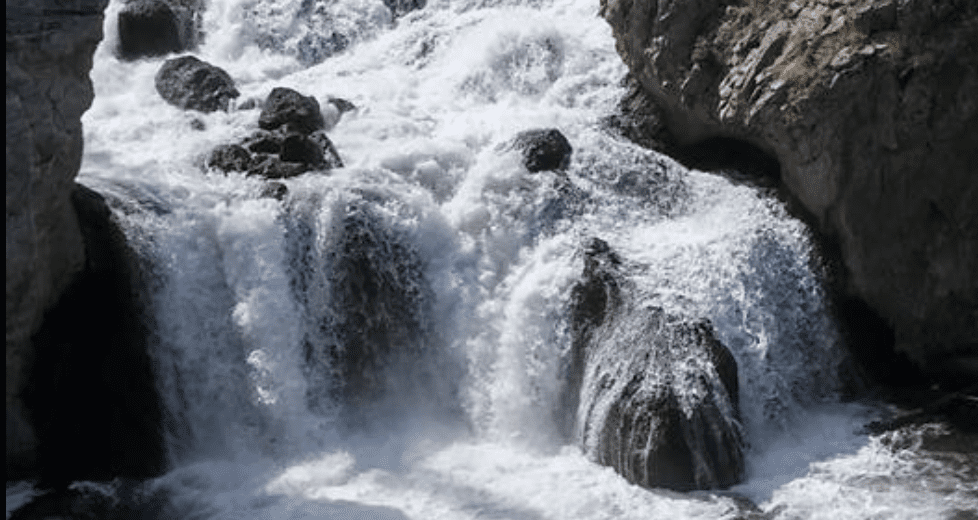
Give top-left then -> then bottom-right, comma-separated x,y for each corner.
601,0 -> 978,384
6,0 -> 108,478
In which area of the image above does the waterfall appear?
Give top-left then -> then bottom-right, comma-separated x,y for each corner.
7,0 -> 976,518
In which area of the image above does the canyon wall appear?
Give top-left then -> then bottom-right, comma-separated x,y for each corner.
6,0 -> 108,478
601,0 -> 978,384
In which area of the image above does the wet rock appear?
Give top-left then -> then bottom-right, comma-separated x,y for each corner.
207,144 -> 252,173
247,154 -> 308,179
242,129 -> 284,154
600,0 -> 978,386
259,87 -> 325,134
7,0 -> 108,478
155,55 -> 239,112
237,97 -> 260,110
25,185 -> 165,489
117,0 -> 201,60
568,238 -> 744,491
189,118 -> 205,131
308,130 -> 344,169
296,202 -> 461,427
509,128 -> 573,172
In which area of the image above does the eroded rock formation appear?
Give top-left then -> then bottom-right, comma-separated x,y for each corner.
601,0 -> 978,384
6,0 -> 108,478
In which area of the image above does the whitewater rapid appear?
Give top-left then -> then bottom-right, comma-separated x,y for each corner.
7,0 -> 977,518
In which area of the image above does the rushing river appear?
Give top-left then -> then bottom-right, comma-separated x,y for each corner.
7,0 -> 977,518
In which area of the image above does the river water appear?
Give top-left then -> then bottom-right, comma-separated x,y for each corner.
7,0 -> 977,518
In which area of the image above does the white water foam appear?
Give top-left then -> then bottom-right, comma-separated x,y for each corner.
8,0 -> 976,518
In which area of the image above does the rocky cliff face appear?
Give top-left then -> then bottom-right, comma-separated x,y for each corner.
6,0 -> 108,478
601,0 -> 978,384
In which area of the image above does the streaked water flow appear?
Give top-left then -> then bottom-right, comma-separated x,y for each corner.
6,0 -> 976,518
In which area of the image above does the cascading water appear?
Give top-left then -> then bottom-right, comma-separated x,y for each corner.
6,0 -> 977,518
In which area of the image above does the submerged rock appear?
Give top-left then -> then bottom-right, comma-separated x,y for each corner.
155,55 -> 239,112
259,87 -> 325,135
508,128 -> 573,172
117,0 -> 201,60
568,238 -> 744,491
600,0 -> 978,386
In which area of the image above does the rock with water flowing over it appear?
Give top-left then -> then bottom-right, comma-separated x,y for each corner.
568,239 -> 744,491
295,201 -> 460,426
155,55 -> 239,113
384,0 -> 426,18
508,128 -> 573,172
117,0 -> 201,60
259,87 -> 326,135
25,185 -> 165,489
600,0 -> 978,387
6,0 -> 108,479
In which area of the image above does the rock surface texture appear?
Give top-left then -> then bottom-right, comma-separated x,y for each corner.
155,55 -> 239,112
570,239 -> 744,491
117,0 -> 202,60
6,0 -> 108,478
601,0 -> 978,383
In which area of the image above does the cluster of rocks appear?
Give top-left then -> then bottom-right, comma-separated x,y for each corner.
117,0 -> 202,60
207,87 -> 349,179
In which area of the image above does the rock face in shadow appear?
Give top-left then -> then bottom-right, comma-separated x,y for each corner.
293,201 -> 460,428
25,185 -> 166,489
6,0 -> 108,479
117,0 -> 202,60
568,239 -> 744,491
155,55 -> 239,112
600,0 -> 978,385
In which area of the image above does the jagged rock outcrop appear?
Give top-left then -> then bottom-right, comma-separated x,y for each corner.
6,0 -> 108,479
568,239 -> 744,491
117,0 -> 202,60
601,0 -> 978,384
155,55 -> 239,112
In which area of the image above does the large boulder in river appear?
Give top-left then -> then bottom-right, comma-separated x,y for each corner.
155,55 -> 239,112
567,239 -> 744,491
117,0 -> 201,60
6,0 -> 108,479
600,0 -> 978,385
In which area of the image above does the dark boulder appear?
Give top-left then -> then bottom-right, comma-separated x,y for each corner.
259,181 -> 288,200
259,87 -> 325,135
117,0 -> 200,60
509,128 -> 573,172
281,134 -> 324,165
206,144 -> 252,173
155,55 -> 239,112
242,129 -> 283,154
25,184 -> 165,490
567,238 -> 744,491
